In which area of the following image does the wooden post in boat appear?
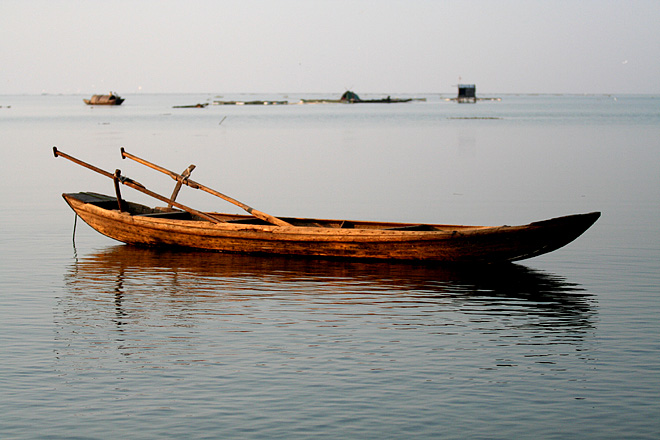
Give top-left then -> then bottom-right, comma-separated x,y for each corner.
113,169 -> 127,212
120,148 -> 292,227
168,164 -> 196,209
53,147 -> 226,225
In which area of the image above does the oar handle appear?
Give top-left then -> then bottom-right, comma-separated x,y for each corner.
120,148 -> 292,227
54,147 -> 114,179
54,147 -> 225,224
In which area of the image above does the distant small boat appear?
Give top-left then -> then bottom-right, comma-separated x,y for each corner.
83,93 -> 124,106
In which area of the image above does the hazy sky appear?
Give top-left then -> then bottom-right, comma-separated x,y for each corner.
2,0 -> 658,95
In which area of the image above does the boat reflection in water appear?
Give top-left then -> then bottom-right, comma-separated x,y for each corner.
61,245 -> 596,334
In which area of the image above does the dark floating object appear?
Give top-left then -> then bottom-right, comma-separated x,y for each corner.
172,103 -> 208,108
213,100 -> 289,105
300,90 -> 419,104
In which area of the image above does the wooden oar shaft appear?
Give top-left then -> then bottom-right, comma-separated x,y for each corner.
120,148 -> 292,227
53,147 -> 115,179
53,147 -> 224,224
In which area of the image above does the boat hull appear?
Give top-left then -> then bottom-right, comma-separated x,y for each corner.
83,95 -> 124,105
63,192 -> 600,263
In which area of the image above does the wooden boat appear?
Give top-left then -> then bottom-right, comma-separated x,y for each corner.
54,148 -> 600,264
83,93 -> 124,105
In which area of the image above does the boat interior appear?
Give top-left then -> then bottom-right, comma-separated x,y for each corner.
66,192 -> 467,232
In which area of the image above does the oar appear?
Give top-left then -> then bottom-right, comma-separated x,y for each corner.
120,148 -> 292,227
53,147 -> 225,225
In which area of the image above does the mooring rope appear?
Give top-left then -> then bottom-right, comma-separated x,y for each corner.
72,213 -> 78,244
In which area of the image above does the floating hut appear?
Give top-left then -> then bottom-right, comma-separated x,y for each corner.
457,84 -> 477,103
445,84 -> 500,103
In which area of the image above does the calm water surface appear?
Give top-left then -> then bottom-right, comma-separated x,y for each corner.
1,93 -> 659,439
